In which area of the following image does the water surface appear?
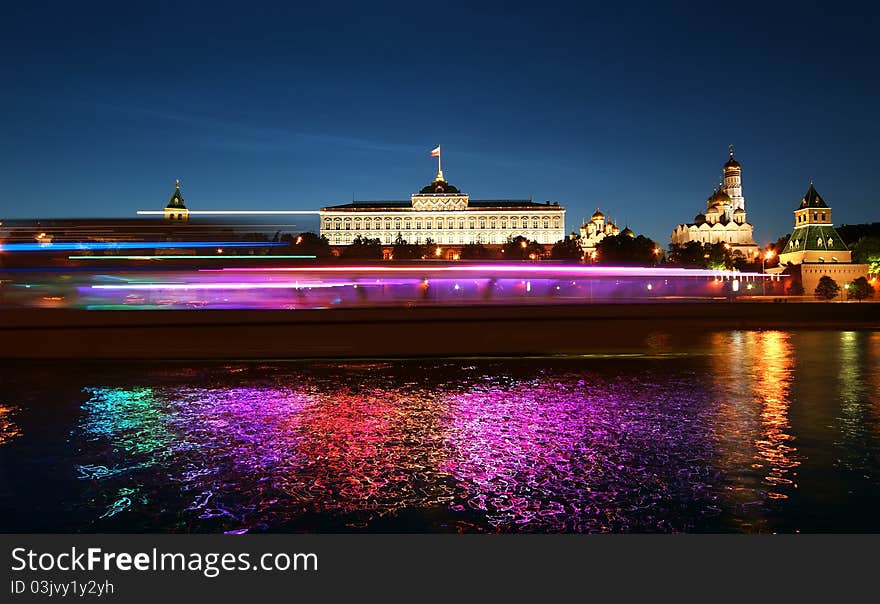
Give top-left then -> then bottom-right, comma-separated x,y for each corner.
1,330 -> 878,533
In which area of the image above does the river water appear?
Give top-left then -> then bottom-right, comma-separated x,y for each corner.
1,329 -> 878,533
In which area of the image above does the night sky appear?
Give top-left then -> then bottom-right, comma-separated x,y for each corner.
1,1 -> 877,244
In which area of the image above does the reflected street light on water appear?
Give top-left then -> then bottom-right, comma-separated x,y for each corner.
762,249 -> 775,296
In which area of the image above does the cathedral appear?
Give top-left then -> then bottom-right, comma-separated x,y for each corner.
670,147 -> 759,259
578,209 -> 632,255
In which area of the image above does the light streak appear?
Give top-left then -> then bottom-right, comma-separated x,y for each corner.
210,264 -> 778,279
68,255 -> 316,260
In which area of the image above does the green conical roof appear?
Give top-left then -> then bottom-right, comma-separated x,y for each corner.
781,224 -> 848,255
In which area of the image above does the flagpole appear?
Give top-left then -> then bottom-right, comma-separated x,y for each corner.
438,145 -> 442,179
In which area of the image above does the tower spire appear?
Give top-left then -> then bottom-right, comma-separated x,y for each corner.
729,144 -> 734,160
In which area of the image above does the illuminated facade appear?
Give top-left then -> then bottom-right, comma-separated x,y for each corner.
164,180 -> 189,221
670,146 -> 758,258
578,208 -> 629,254
770,183 -> 867,293
319,170 -> 566,253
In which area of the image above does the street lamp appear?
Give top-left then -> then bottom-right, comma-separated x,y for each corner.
843,282 -> 850,302
762,249 -> 776,296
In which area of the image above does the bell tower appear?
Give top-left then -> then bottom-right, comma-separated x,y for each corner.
722,145 -> 745,211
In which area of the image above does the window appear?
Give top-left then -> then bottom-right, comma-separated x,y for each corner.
395,219 -> 401,230
344,218 -> 351,230
364,218 -> 371,230
821,212 -> 826,220
334,219 -> 341,230
553,217 -> 560,228
511,218 -> 518,229
323,218 -> 331,230
354,219 -> 361,230
469,220 -> 475,229
532,218 -> 539,229
458,219 -> 465,230
543,218 -> 550,229
817,237 -> 822,246
490,219 -> 496,229
813,212 -> 818,220
827,238 -> 833,247
426,218 -> 433,229
385,219 -> 391,230
501,218 -> 508,229
480,219 -> 486,229
416,220 -> 422,230
404,219 -> 411,230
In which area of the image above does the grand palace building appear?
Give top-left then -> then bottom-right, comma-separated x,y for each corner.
318,166 -> 566,254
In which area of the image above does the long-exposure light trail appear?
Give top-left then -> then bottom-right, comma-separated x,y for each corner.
90,281 -> 353,291
207,264 -> 777,279
68,255 -> 317,261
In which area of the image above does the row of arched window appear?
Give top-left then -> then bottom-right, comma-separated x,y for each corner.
323,215 -> 562,231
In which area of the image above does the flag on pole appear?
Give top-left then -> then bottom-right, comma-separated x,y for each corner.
430,145 -> 441,157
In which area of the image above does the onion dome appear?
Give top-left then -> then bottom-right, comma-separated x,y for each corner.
621,227 -> 635,238
723,145 -> 741,170
733,207 -> 746,215
611,224 -> 620,235
591,208 -> 605,219
797,182 -> 828,210
707,184 -> 731,207
694,212 -> 706,224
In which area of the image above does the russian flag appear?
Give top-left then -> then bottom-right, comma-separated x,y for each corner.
430,145 -> 440,157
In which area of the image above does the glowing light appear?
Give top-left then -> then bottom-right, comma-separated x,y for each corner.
520,241 -> 527,249
213,263 -> 772,279
646,283 -> 653,290
68,255 -> 316,261
91,282 -> 350,291
3,241 -> 287,252
435,247 -> 442,257
732,280 -> 740,292
764,250 -> 776,260
216,248 -> 223,254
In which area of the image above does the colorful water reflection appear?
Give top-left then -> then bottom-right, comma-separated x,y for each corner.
1,331 -> 880,533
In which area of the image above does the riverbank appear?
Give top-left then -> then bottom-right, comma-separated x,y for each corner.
1,301 -> 878,359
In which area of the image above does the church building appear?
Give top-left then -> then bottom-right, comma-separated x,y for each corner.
670,146 -> 759,259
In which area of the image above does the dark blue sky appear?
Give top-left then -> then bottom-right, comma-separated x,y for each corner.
1,1 -> 877,244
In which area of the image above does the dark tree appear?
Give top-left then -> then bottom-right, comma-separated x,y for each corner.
595,235 -> 660,266
787,281 -> 805,296
341,235 -> 383,259
851,236 -> 880,275
283,231 -> 332,258
814,275 -> 841,300
666,241 -> 733,269
846,276 -> 874,301
550,237 -> 583,262
501,235 -> 544,260
390,234 -> 426,260
459,243 -> 494,260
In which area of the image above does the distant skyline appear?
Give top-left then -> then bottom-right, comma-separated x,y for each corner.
1,2 -> 878,244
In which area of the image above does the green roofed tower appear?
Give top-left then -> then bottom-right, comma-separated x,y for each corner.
779,183 -> 849,264
164,179 -> 189,221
